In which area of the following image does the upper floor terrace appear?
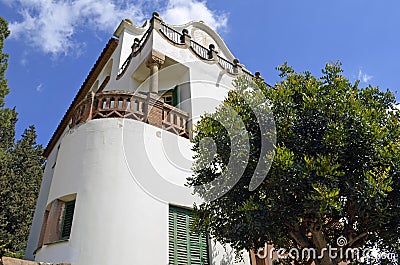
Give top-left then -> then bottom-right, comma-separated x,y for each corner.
44,12 -> 264,157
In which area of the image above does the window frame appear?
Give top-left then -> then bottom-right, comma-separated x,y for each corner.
169,205 -> 209,265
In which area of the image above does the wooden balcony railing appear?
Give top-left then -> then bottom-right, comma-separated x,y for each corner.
162,104 -> 189,137
71,91 -> 189,138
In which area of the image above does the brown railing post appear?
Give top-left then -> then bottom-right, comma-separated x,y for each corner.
145,93 -> 164,128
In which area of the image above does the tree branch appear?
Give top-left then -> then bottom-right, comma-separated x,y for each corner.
289,230 -> 311,248
286,222 -> 311,248
348,232 -> 368,247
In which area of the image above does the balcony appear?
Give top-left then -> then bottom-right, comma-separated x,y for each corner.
116,13 -> 255,81
71,91 -> 189,138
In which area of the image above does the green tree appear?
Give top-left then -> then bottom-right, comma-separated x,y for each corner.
189,63 -> 400,265
0,16 -> 10,106
0,16 -> 45,258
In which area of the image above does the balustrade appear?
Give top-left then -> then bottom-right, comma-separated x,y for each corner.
71,91 -> 189,138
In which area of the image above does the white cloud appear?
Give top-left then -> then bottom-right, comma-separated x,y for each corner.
358,69 -> 373,83
2,0 -> 228,56
159,0 -> 227,31
5,0 -> 146,56
36,83 -> 43,92
19,50 -> 29,66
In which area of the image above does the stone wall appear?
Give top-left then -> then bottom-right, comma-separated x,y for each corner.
1,257 -> 69,265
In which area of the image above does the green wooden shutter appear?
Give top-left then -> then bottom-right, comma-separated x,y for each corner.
60,200 -> 75,239
169,206 -> 209,265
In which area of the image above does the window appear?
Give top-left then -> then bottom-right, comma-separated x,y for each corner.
60,200 -> 76,240
37,195 -> 76,248
169,206 -> 209,265
51,144 -> 61,169
161,86 -> 179,107
163,93 -> 173,106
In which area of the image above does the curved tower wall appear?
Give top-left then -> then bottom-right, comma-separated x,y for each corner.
35,119 -> 190,264
34,119 -> 250,264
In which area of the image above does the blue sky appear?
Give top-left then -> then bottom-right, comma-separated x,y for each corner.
1,0 -> 399,146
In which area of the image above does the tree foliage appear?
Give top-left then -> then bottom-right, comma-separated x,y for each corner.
0,16 -> 45,259
189,63 -> 400,265
0,16 -> 10,107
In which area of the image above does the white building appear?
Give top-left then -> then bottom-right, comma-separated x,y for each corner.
25,13 -> 265,265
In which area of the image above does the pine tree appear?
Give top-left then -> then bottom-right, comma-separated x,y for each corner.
2,127 -> 44,257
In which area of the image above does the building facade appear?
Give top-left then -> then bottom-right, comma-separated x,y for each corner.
25,13 -> 266,265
